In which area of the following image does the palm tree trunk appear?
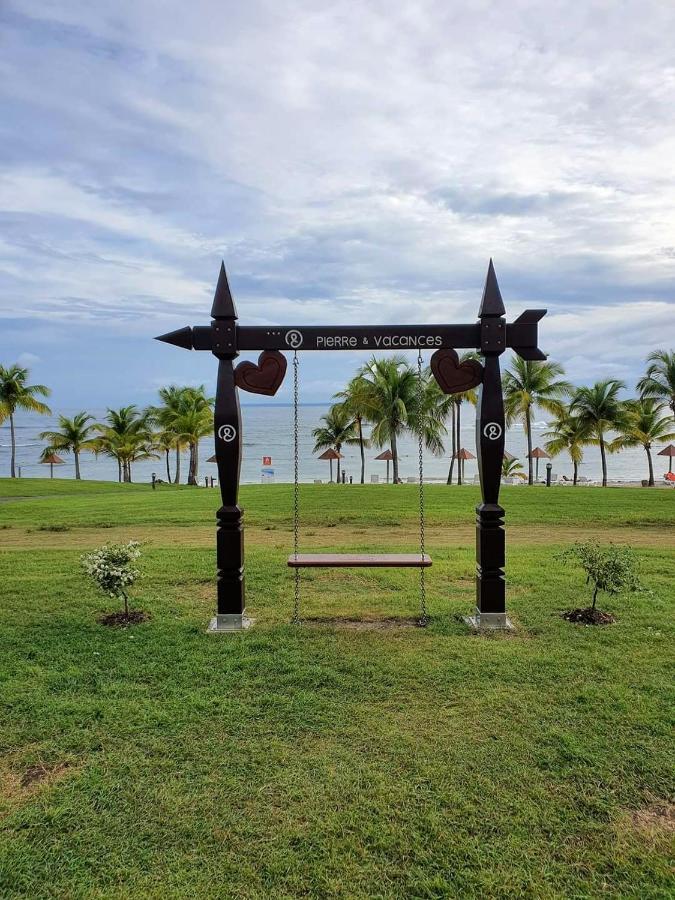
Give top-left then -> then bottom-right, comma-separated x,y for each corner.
336,443 -> 342,483
599,432 -> 608,487
329,459 -> 333,482
117,457 -> 122,483
9,413 -> 16,478
447,404 -> 456,484
74,449 -> 81,480
191,441 -> 199,485
165,450 -> 172,484
391,432 -> 399,483
175,446 -> 181,484
358,418 -> 365,484
573,461 -> 578,486
525,408 -> 533,484
646,444 -> 654,487
456,403 -> 462,485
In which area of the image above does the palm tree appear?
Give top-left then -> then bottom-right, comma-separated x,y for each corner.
147,385 -> 212,484
334,376 -> 372,484
544,409 -> 590,486
171,390 -> 213,485
502,457 -> 526,480
637,350 -> 675,416
615,399 -> 675,487
95,406 -> 150,482
412,368 -> 452,468
121,434 -> 159,482
39,412 -> 97,480
312,404 -> 359,482
440,352 -> 480,486
153,430 -> 175,484
570,380 -> 626,487
503,358 -> 572,484
356,356 -> 419,483
0,364 -> 51,477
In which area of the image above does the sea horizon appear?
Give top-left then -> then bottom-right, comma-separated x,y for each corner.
1,404 -> 665,486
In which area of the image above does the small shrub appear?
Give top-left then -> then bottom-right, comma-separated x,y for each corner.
81,541 -> 142,620
557,541 -> 646,622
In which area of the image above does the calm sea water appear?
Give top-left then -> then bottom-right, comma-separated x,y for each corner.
0,405 -> 662,485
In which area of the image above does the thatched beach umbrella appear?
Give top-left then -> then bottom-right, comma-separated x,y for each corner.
454,447 -> 476,482
206,454 -> 217,463
317,448 -> 343,482
39,451 -> 65,479
528,446 -> 551,481
503,450 -> 517,461
374,448 -> 394,483
658,444 -> 675,474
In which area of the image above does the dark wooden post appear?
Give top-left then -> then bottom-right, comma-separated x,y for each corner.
208,264 -> 249,631
472,260 -> 512,629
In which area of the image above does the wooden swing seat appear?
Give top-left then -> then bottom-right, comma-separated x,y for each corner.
288,553 -> 432,568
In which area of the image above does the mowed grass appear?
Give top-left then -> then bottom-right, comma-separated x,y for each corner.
0,479 -> 673,898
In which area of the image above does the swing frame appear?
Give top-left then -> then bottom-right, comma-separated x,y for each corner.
156,259 -> 546,631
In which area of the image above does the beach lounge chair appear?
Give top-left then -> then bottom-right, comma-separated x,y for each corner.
370,474 -> 379,483
313,479 -> 323,484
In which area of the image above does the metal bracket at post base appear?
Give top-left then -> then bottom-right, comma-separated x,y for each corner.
463,610 -> 515,631
207,613 -> 255,633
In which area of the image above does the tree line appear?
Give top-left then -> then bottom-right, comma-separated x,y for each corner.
312,350 -> 675,487
0,371 -> 213,484
1,349 -> 674,486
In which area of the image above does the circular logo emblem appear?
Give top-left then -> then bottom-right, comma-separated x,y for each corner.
285,329 -> 303,349
218,424 -> 237,443
483,422 -> 503,441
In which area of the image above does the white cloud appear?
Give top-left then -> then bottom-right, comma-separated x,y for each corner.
1,0 -> 674,393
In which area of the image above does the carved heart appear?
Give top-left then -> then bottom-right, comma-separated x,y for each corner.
235,350 -> 287,396
430,348 -> 483,395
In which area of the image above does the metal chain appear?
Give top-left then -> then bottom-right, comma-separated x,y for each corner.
416,351 -> 428,626
292,350 -> 301,624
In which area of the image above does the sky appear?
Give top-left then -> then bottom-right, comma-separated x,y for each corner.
1,0 -> 674,410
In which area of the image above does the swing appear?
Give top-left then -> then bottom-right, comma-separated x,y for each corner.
287,351 -> 431,625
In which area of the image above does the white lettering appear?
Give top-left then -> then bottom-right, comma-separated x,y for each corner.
318,333 -> 443,348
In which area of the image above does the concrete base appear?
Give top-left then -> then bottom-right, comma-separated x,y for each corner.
207,614 -> 254,633
463,611 -> 515,631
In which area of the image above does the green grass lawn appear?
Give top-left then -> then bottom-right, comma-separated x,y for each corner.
0,479 -> 673,898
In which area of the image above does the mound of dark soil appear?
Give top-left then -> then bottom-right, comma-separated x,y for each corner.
98,610 -> 150,627
562,607 -> 616,625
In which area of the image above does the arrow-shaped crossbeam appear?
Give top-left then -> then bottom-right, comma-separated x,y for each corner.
156,262 -> 546,361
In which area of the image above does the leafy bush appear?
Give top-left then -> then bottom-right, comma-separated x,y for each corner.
558,541 -> 644,610
81,541 -> 141,617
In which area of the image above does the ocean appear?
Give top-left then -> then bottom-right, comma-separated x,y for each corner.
0,405 -> 662,485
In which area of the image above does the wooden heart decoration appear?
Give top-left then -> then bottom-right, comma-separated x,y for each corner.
430,348 -> 483,395
234,351 -> 287,396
